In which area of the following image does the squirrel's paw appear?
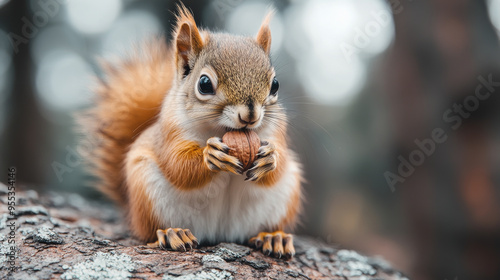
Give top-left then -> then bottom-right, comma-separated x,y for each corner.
249,231 -> 295,259
203,137 -> 243,175
147,228 -> 198,251
245,141 -> 277,181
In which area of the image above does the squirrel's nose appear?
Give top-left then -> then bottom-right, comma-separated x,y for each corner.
238,113 -> 257,125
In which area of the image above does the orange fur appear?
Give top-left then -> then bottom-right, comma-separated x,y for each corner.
156,126 -> 216,191
175,4 -> 201,37
256,11 -> 274,54
175,5 -> 204,58
79,37 -> 174,205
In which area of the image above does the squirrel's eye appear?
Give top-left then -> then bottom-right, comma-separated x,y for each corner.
270,78 -> 279,96
198,75 -> 215,95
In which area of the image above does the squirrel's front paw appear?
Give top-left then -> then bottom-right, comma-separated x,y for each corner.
147,228 -> 198,251
245,141 -> 277,181
203,137 -> 243,175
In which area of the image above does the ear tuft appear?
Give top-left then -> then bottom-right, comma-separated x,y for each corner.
176,23 -> 192,62
174,4 -> 203,67
256,10 -> 274,54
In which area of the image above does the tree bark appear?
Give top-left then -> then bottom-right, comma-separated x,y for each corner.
0,184 -> 407,280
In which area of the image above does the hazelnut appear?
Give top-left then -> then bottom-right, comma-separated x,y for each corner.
222,130 -> 261,171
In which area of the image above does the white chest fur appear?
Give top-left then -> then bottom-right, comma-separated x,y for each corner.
145,159 -> 299,244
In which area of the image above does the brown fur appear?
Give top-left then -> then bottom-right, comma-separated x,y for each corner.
202,34 -> 273,105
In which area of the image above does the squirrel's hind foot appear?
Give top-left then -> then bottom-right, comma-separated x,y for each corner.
147,228 -> 198,251
249,231 -> 295,259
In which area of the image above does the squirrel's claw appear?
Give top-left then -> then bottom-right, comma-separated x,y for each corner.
207,137 -> 231,153
249,231 -> 294,259
147,228 -> 198,251
256,141 -> 274,158
245,141 -> 277,181
204,137 -> 243,175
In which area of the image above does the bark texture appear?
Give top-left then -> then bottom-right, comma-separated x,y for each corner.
0,184 -> 407,280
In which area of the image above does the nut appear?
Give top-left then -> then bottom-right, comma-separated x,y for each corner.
222,130 -> 261,171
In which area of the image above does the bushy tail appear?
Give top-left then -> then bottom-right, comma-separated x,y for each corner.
78,37 -> 174,205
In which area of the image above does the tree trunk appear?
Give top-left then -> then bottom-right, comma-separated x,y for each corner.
0,184 -> 407,279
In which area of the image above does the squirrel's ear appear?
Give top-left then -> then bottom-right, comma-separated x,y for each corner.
174,5 -> 203,66
256,11 -> 274,54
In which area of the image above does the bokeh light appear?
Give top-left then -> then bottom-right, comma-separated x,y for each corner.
100,10 -> 162,56
301,0 -> 360,55
66,0 -> 122,34
284,0 -> 394,106
0,0 -> 9,9
349,0 -> 395,56
487,0 -> 500,33
31,25 -> 82,65
226,1 -> 284,54
299,53 -> 366,105
35,50 -> 93,112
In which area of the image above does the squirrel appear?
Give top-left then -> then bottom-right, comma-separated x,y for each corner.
80,5 -> 303,258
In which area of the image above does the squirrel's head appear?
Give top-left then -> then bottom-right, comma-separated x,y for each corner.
171,6 -> 282,133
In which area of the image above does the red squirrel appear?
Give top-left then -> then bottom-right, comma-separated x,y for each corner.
81,5 -> 303,258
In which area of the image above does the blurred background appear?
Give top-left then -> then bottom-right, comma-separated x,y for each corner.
1,0 -> 500,279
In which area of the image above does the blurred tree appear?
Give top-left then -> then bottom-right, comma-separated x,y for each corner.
385,0 -> 500,279
1,0 -> 50,187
